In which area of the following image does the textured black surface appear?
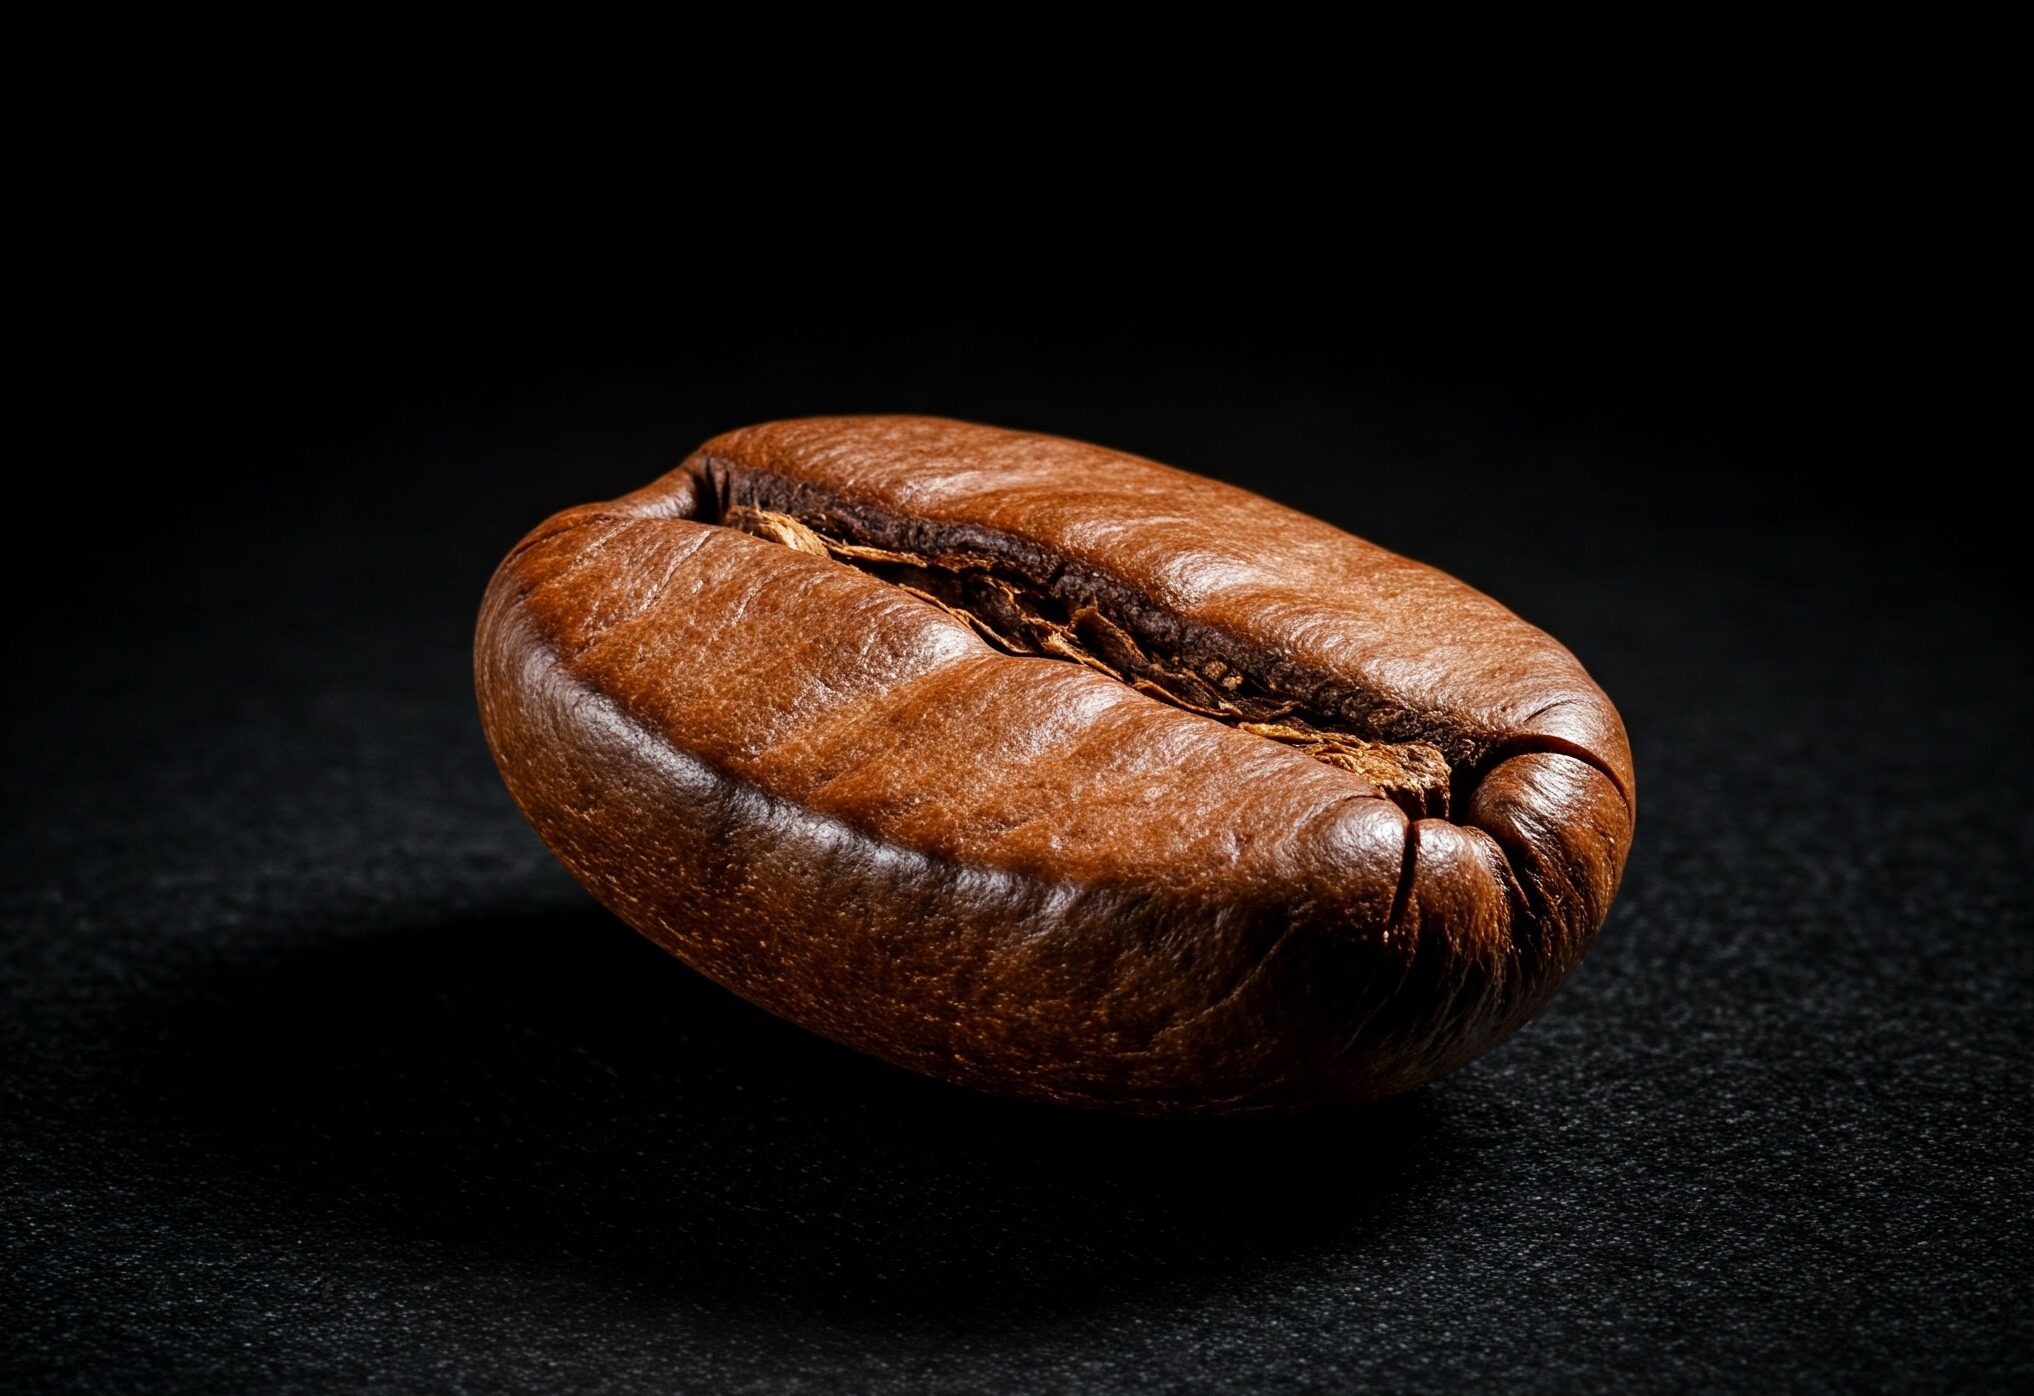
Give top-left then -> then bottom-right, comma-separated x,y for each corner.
9,361 -> 2029,1393
19,57 -> 2021,1394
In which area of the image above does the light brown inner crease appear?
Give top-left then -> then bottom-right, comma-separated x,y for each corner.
723,504 -> 1451,819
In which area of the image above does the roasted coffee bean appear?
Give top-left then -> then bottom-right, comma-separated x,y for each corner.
476,417 -> 1634,1114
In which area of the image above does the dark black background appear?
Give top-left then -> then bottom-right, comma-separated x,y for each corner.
10,43 -> 2026,1394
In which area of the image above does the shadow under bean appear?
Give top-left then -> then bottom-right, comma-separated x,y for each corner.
130,900 -> 1459,1322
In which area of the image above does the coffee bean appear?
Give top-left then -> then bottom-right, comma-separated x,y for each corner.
477,417 -> 1634,1114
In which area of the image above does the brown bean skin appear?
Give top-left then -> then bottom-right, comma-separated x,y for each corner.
476,416 -> 1634,1114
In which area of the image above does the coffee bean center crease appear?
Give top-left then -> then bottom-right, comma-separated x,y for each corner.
721,503 -> 1451,818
